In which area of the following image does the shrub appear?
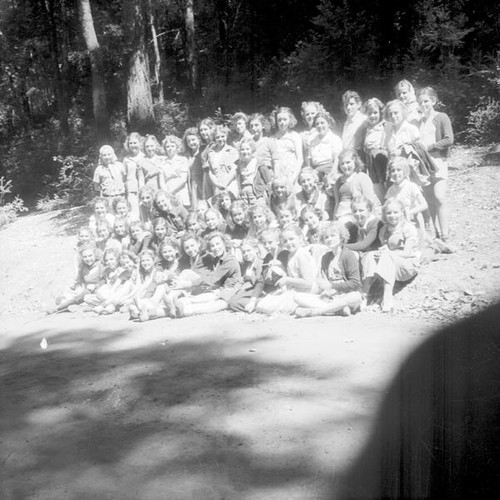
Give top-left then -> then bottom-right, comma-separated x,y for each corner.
465,97 -> 500,145
0,177 -> 28,229
44,154 -> 96,207
154,99 -> 190,137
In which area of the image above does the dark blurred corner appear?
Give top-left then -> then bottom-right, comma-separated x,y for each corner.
335,301 -> 500,499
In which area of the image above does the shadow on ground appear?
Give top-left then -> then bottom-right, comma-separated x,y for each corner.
0,323 -> 354,499
50,206 -> 91,235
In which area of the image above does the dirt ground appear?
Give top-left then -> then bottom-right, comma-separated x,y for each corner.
1,147 -> 499,499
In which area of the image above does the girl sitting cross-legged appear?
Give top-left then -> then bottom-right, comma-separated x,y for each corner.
255,225 -> 315,315
128,249 -> 167,322
172,231 -> 243,317
294,222 -> 363,318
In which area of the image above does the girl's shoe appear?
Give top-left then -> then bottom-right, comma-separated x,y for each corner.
381,300 -> 394,313
295,307 -> 312,318
341,306 -> 351,317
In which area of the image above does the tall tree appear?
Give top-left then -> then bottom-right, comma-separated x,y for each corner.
43,0 -> 70,137
148,0 -> 164,104
78,0 -> 110,142
184,0 -> 198,92
123,0 -> 155,133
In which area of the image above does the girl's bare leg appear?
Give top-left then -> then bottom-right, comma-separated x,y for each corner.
433,179 -> 449,239
381,281 -> 394,312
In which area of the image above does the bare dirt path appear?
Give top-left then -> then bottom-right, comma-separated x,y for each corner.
1,149 -> 499,499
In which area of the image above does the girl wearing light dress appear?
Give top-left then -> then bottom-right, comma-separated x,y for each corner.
308,111 -> 343,182
161,135 -> 190,208
204,125 -> 239,200
138,135 -> 165,191
272,106 -> 303,187
123,132 -> 144,219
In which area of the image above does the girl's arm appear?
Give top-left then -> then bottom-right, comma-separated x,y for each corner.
137,162 -> 145,189
346,220 -> 379,252
429,113 -> 454,151
292,132 -> 304,183
329,250 -> 361,293
388,224 -> 419,258
208,169 -> 224,190
166,158 -> 189,195
408,187 -> 428,217
332,183 -> 341,219
277,251 -> 315,291
330,134 -> 343,177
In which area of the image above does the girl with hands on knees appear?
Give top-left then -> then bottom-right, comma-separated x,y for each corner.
255,225 -> 315,315
128,249 -> 167,322
361,198 -> 420,312
294,222 -> 363,318
346,196 -> 382,253
385,157 -> 427,244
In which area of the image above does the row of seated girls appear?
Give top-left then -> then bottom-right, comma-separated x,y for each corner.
52,80 -> 453,319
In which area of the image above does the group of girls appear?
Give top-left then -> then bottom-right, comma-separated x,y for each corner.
54,80 -> 453,319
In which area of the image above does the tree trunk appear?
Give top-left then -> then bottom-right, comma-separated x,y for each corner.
148,0 -> 163,104
184,0 -> 198,92
44,0 -> 70,137
78,0 -> 110,142
124,0 -> 155,133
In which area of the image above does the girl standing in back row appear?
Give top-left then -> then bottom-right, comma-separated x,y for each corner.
418,87 -> 454,242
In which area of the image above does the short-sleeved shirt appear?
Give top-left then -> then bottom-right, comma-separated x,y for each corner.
93,162 -> 125,196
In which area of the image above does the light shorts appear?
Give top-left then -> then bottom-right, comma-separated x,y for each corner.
431,157 -> 448,181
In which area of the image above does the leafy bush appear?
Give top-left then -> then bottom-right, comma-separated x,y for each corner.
43,154 -> 96,207
0,177 -> 28,229
154,99 -> 190,137
465,97 -> 500,145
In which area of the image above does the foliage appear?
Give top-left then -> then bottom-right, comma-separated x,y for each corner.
154,99 -> 190,137
1,0 -> 500,202
0,177 -> 28,229
465,98 -> 500,145
44,154 -> 97,207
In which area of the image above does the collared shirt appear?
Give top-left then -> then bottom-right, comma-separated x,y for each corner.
200,251 -> 242,291
93,162 -> 125,196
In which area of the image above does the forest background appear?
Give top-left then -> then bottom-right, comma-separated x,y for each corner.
1,0 -> 500,211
